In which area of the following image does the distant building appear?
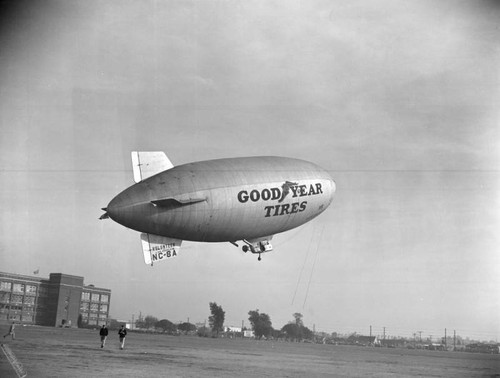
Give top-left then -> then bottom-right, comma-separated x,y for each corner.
347,334 -> 378,346
0,271 -> 111,327
115,319 -> 131,329
224,326 -> 242,333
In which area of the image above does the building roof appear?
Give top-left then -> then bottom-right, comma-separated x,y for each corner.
0,271 -> 110,292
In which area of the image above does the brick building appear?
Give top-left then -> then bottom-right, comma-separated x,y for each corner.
0,271 -> 111,327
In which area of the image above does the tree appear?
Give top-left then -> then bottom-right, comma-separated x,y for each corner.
281,313 -> 313,342
197,325 -> 210,338
293,313 -> 303,327
135,318 -> 146,329
208,302 -> 225,336
178,322 -> 197,334
155,319 -> 176,333
281,323 -> 301,341
248,309 -> 273,339
302,325 -> 313,340
144,315 -> 158,330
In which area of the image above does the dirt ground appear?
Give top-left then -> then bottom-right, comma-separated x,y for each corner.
1,325 -> 499,377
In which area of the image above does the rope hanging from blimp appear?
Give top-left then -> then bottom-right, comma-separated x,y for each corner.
291,227 -> 314,306
303,225 -> 325,308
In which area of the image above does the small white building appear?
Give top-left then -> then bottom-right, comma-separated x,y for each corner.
116,319 -> 131,329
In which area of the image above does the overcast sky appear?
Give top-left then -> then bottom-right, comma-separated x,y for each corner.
1,0 -> 499,341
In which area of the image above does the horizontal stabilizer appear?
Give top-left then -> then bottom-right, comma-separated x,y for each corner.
140,233 -> 182,266
151,197 -> 206,208
132,151 -> 174,183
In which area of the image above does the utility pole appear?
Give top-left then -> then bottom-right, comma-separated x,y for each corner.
453,330 -> 456,351
242,320 -> 244,338
444,328 -> 447,348
383,327 -> 386,340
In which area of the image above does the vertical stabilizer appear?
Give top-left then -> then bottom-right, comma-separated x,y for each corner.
140,233 -> 182,266
131,151 -> 174,183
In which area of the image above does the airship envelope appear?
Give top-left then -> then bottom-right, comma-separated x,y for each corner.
101,152 -> 335,265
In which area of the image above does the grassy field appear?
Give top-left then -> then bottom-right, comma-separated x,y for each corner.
1,325 -> 499,377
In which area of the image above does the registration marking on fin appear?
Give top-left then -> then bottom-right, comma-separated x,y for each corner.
140,233 -> 182,266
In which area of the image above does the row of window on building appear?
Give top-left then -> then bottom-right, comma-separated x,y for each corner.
80,302 -> 108,313
1,283 -> 109,304
1,282 -> 38,323
0,293 -> 36,305
0,282 -> 37,322
81,291 -> 109,303
1,282 -> 38,294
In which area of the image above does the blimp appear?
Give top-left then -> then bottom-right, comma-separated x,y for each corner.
100,152 -> 335,265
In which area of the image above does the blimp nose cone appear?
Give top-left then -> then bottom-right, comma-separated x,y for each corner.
106,194 -> 125,222
322,171 -> 336,205
106,184 -> 150,229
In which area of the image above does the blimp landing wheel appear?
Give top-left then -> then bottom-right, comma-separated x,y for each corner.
242,245 -> 249,253
258,254 -> 261,261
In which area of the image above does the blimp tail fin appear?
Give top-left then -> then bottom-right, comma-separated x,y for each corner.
140,233 -> 182,266
132,151 -> 174,183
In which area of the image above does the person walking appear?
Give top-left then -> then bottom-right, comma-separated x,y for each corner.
118,325 -> 127,350
3,321 -> 15,340
99,324 -> 108,348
